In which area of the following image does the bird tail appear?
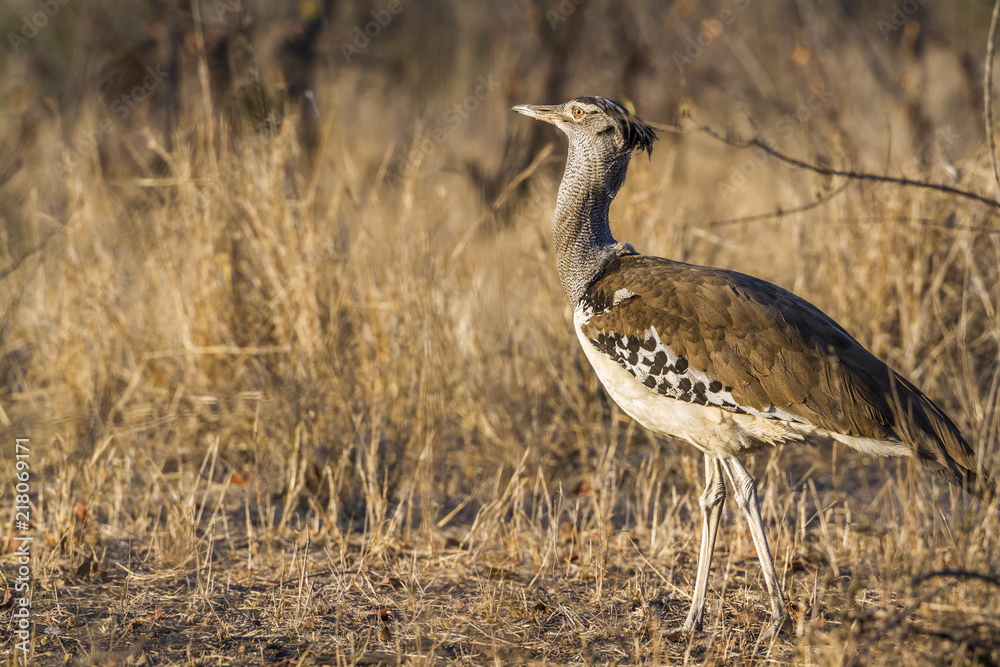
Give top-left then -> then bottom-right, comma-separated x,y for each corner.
917,458 -> 996,503
890,372 -> 996,503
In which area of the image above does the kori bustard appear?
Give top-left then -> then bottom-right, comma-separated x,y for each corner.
512,96 -> 992,637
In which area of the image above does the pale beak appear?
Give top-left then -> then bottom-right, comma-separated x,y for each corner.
511,104 -> 562,124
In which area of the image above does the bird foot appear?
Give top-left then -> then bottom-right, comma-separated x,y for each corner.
664,621 -> 698,643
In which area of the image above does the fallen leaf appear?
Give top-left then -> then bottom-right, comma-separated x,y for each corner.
76,555 -> 98,578
236,568 -> 256,582
664,628 -> 686,643
75,501 -> 88,524
367,607 -> 400,625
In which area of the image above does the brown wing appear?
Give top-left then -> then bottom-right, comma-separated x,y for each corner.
580,254 -> 987,495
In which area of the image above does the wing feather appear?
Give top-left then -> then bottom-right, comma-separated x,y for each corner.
579,254 -> 987,494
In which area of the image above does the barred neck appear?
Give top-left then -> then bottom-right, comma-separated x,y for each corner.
552,140 -> 632,305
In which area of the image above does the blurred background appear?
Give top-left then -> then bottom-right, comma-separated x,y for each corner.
1,0 -> 999,661
2,0 -> 999,557
2,0 -> 993,221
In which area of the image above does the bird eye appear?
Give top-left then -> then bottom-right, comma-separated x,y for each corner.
572,107 -> 585,118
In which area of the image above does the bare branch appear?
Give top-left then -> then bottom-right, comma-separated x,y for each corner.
844,215 -> 1000,237
700,180 -> 851,228
913,569 -> 1000,587
698,125 -> 1000,212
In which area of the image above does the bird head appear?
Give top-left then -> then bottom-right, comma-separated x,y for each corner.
512,96 -> 657,160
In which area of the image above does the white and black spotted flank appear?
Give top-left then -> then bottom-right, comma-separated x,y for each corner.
585,323 -> 809,423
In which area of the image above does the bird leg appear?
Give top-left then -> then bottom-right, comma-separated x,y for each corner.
676,454 -> 726,634
720,457 -> 787,638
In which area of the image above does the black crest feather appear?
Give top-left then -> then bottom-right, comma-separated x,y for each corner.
578,96 -> 658,156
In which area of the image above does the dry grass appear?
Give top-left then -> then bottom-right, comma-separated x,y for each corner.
1,1 -> 1000,664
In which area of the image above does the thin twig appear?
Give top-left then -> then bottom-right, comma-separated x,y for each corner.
699,125 -> 1000,212
985,0 -> 1000,191
913,569 -> 1000,587
846,215 -> 1000,236
700,180 -> 851,228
